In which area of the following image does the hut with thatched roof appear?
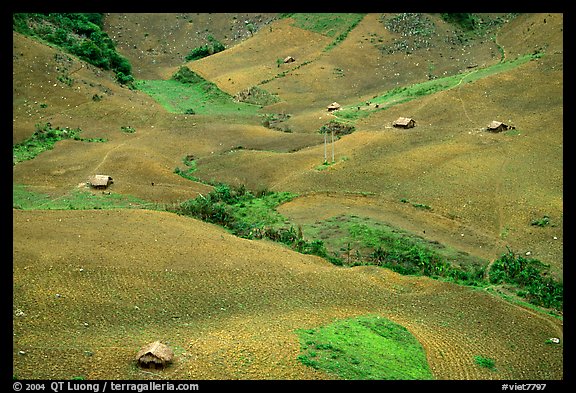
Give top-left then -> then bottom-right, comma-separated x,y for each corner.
283,56 -> 295,63
88,175 -> 113,189
327,102 -> 341,112
135,341 -> 174,369
392,117 -> 416,129
487,120 -> 514,132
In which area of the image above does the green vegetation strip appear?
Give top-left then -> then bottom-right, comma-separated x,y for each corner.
296,314 -> 434,380
334,52 -> 541,122
13,185 -> 149,210
13,123 -> 106,165
169,183 -> 562,312
13,170 -> 563,313
283,13 -> 365,51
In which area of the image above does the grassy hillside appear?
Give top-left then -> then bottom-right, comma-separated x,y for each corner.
12,12 -> 563,382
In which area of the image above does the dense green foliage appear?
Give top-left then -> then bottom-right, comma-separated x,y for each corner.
184,35 -> 225,61
296,315 -> 434,379
489,248 -> 563,310
318,120 -> 356,138
13,13 -> 133,86
440,13 -> 479,31
171,66 -> 206,84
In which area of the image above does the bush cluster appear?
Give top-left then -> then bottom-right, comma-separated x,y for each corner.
172,184 -> 340,263
370,242 -> 485,285
489,248 -> 563,310
440,13 -> 478,31
184,35 -> 225,61
171,66 -> 205,84
318,120 -> 356,138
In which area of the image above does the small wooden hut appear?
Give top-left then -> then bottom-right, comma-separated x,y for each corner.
487,120 -> 514,132
327,102 -> 341,112
392,117 -> 416,129
135,341 -> 174,369
88,175 -> 113,189
283,56 -> 295,63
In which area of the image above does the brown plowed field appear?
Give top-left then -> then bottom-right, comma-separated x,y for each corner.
13,13 -> 563,381
13,209 -> 563,380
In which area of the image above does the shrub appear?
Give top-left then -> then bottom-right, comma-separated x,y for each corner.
13,123 -> 106,165
474,355 -> 496,370
441,13 -> 479,31
172,66 -> 205,84
318,120 -> 355,138
184,35 -> 225,61
489,248 -> 563,310
115,72 -> 134,86
530,215 -> 550,227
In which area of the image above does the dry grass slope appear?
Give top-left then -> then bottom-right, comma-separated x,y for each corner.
13,13 -> 563,381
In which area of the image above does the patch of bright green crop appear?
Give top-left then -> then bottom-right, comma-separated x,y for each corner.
296,314 -> 434,380
135,78 -> 261,116
231,190 -> 296,229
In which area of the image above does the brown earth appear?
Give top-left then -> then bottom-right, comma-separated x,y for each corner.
13,13 -> 563,381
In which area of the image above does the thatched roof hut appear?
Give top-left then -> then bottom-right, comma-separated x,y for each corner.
135,341 -> 174,369
283,56 -> 295,63
392,117 -> 416,128
327,102 -> 341,112
487,120 -> 514,132
88,175 -> 113,189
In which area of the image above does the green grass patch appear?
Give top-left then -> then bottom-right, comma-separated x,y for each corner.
334,53 -> 540,122
296,315 -> 434,380
13,184 -> 149,210
231,190 -> 296,229
135,67 -> 261,116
